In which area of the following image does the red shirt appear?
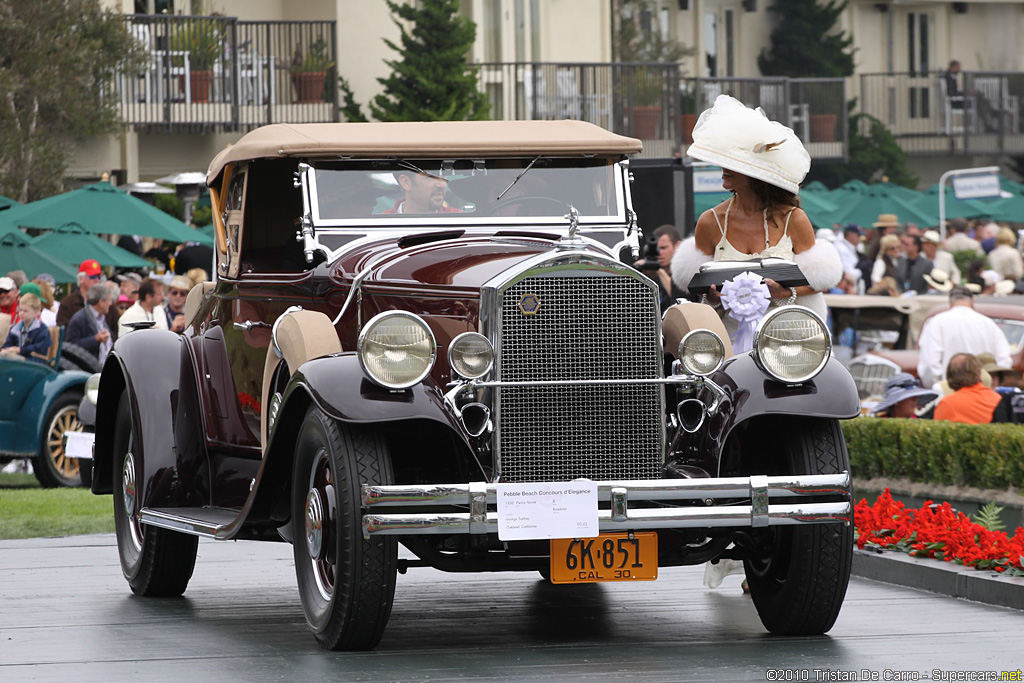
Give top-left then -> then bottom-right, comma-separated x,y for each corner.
0,301 -> 18,327
934,383 -> 1002,424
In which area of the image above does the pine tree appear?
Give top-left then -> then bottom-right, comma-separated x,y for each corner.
368,0 -> 489,122
758,0 -> 854,78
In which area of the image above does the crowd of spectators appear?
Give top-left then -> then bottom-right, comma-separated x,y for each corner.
0,256 -> 209,369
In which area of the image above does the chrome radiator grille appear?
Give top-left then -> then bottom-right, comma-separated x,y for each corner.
497,273 -> 662,483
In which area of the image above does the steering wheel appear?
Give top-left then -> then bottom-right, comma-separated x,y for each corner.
490,196 -> 572,216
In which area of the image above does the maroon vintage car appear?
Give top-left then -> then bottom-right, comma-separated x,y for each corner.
87,121 -> 859,650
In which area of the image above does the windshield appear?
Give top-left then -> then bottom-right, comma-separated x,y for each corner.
307,157 -> 624,226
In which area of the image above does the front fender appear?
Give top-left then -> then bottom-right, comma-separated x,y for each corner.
716,353 -> 860,442
14,369 -> 89,455
92,329 -> 208,506
291,352 -> 467,429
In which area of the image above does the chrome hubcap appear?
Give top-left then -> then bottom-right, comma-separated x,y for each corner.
305,488 -> 325,561
122,452 -> 136,518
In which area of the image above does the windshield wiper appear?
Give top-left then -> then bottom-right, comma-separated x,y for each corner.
496,156 -> 540,202
392,157 -> 445,181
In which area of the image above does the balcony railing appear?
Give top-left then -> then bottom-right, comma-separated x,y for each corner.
859,71 -> 1024,156
476,63 -> 847,160
114,15 -> 338,132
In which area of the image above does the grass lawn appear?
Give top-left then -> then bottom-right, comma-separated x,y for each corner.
0,471 -> 114,540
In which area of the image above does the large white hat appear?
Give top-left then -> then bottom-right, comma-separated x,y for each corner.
686,95 -> 811,194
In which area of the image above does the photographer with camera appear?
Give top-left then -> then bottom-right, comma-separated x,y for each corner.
635,224 -> 685,312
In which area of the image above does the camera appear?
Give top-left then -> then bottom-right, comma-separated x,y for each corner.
636,233 -> 661,273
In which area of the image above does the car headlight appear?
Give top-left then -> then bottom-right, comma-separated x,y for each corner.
448,332 -> 493,379
357,311 -> 436,389
85,373 -> 101,405
752,306 -> 831,383
678,329 -> 725,376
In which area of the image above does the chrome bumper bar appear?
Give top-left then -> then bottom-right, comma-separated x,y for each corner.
361,472 -> 851,537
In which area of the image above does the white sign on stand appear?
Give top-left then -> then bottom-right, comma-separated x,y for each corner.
693,168 -> 726,193
951,173 -> 1001,200
496,481 -> 599,541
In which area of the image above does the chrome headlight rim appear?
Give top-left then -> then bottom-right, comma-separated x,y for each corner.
357,310 -> 437,390
85,373 -> 102,405
752,305 -> 832,384
447,331 -> 494,380
677,328 -> 725,377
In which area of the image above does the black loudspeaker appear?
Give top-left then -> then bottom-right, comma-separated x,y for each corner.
678,0 -> 690,9
742,0 -> 756,11
953,2 -> 967,13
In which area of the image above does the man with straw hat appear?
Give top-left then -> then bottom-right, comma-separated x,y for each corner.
671,95 -> 842,328
920,230 -> 961,284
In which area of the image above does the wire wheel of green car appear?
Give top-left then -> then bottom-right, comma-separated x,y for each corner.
32,392 -> 82,488
292,406 -> 398,651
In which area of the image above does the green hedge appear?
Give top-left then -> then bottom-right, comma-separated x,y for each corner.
842,418 -> 1024,490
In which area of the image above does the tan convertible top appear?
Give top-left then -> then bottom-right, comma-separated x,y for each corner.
206,120 -> 643,184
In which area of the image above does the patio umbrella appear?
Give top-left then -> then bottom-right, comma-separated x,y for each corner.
0,230 -> 80,283
4,180 -> 214,246
31,222 -> 152,270
912,184 -> 1000,221
823,185 -> 938,228
0,193 -> 20,212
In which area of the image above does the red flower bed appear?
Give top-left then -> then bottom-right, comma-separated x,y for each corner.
855,489 -> 1024,576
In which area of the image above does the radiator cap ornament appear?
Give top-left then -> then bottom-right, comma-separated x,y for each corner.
518,293 -> 541,315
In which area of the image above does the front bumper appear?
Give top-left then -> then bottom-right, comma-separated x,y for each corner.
361,472 -> 851,538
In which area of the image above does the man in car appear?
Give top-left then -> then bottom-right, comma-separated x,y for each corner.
917,286 -> 1011,389
383,170 -> 461,214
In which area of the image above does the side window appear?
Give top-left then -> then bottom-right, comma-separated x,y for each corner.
240,159 -> 306,273
220,169 -> 246,280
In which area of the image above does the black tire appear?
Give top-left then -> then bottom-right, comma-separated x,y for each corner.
112,392 -> 198,596
60,342 -> 103,374
292,407 -> 398,651
32,392 -> 83,488
743,418 -> 853,635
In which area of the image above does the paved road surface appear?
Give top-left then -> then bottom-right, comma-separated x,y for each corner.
2,534 -> 1021,682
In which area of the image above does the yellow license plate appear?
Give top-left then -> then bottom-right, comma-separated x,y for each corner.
549,532 -> 658,584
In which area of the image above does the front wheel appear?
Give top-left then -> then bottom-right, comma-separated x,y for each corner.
743,418 -> 852,635
33,392 -> 82,488
292,407 -> 398,651
112,392 -> 198,596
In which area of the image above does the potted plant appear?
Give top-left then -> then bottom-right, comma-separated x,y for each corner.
170,20 -> 221,103
679,86 -> 698,144
629,66 -> 665,139
291,39 -> 334,103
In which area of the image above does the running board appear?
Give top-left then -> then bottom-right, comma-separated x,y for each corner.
139,507 -> 240,539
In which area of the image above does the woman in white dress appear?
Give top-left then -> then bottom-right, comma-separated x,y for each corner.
671,95 -> 842,323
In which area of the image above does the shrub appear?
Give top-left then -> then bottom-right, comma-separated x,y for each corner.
842,417 -> 1024,490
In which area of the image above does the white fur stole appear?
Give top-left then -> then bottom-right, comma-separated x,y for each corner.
671,237 -> 713,294
793,239 -> 843,293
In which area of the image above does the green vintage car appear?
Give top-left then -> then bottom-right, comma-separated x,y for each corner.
0,327 -> 90,487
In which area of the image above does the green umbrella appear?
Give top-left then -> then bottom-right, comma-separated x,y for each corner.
824,185 -> 938,228
981,195 -> 1024,223
31,222 -> 152,270
802,180 -> 831,193
0,194 -> 21,212
4,180 -> 214,246
0,230 -> 80,283
196,223 -> 216,242
913,183 -> 1000,221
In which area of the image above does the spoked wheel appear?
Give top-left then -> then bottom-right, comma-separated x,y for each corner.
33,393 -> 82,488
743,418 -> 852,635
292,406 -> 397,651
112,392 -> 198,596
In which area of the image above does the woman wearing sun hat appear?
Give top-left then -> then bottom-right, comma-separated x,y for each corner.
869,373 -> 938,418
671,95 -> 842,323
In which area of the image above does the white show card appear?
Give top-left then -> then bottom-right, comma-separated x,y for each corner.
495,481 -> 599,541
